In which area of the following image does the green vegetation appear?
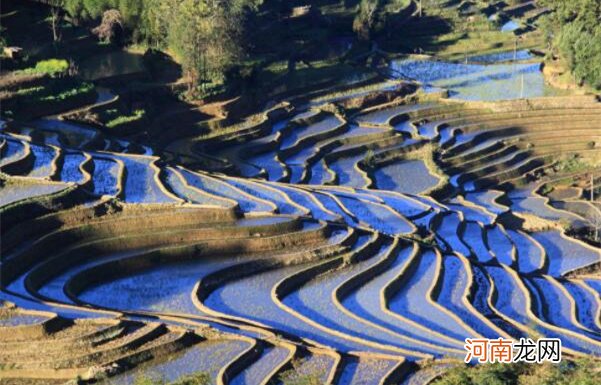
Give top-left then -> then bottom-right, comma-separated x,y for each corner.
539,0 -> 601,89
433,359 -> 601,385
132,372 -> 210,385
106,109 -> 146,129
3,79 -> 93,102
280,373 -> 323,385
353,0 -> 411,40
33,0 -> 412,99
353,0 -> 380,41
16,59 -> 69,76
56,0 -> 262,91
0,73 -> 95,119
38,81 -> 94,102
279,365 -> 323,385
554,157 -> 592,174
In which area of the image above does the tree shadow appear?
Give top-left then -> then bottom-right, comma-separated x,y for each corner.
381,15 -> 454,52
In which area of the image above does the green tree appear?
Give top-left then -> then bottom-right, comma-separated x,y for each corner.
539,0 -> 601,89
167,0 -> 242,91
353,0 -> 380,41
49,0 -> 65,42
139,0 -> 170,47
82,0 -> 107,18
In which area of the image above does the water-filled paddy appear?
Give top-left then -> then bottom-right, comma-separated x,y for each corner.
0,137 -> 27,167
464,190 -> 508,215
435,213 -> 472,257
388,250 -> 474,342
363,190 -> 430,218
486,226 -> 515,266
374,159 -> 440,194
390,58 -> 564,100
563,280 -> 601,332
438,255 -> 499,338
28,143 -> 57,178
267,184 -> 339,222
112,155 -> 177,203
90,157 -> 121,196
79,257 -> 260,314
337,357 -> 398,385
501,20 -> 520,32
203,261 -> 373,352
468,49 -> 534,63
288,164 -> 305,183
531,231 -> 601,277
0,180 -> 69,207
309,159 -> 334,185
280,115 -> 343,150
527,276 -> 588,335
342,245 -> 461,353
461,222 -> 494,263
163,167 -> 232,207
329,155 -> 369,188
224,178 -> 305,215
0,312 -> 49,326
246,151 -> 286,181
230,345 -> 290,385
284,241 -> 423,353
32,119 -> 98,147
446,200 -> 495,225
181,170 -> 274,213
60,152 -> 88,183
108,339 -> 249,385
356,104 -> 430,126
506,229 -> 544,274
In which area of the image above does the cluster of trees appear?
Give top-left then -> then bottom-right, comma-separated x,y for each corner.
44,0 -> 417,91
51,0 -> 262,90
540,0 -> 601,89
352,0 -> 408,41
353,0 -> 380,41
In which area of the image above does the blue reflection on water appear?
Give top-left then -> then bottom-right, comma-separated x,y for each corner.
390,58 -> 560,101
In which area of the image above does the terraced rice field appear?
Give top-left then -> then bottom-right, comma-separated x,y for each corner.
2,14 -> 601,385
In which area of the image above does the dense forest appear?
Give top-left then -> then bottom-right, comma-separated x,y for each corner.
539,0 -> 601,89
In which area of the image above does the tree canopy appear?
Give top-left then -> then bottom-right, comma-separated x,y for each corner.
540,0 -> 601,89
60,0 -> 262,89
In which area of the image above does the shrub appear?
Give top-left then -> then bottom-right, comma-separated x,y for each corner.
24,59 -> 69,76
365,149 -> 377,168
133,375 -> 163,385
353,0 -> 380,41
38,82 -> 94,102
170,373 -> 211,385
132,372 -> 211,385
106,109 -> 146,129
280,373 -> 323,385
279,361 -> 324,385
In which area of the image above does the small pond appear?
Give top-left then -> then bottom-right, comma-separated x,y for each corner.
79,51 -> 146,81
